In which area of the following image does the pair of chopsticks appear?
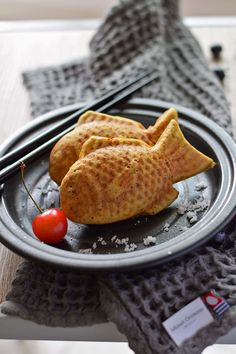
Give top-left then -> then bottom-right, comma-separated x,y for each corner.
0,71 -> 159,185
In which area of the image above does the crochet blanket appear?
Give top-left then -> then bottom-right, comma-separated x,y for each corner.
2,1 -> 236,353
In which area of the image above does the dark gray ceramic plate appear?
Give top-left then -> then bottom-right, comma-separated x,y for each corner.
0,99 -> 235,271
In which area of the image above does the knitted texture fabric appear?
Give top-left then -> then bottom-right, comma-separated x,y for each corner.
2,0 -> 236,353
23,0 -> 231,134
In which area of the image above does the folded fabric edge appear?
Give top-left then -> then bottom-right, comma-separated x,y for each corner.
99,280 -> 155,354
179,305 -> 236,354
100,279 -> 236,354
1,300 -> 107,328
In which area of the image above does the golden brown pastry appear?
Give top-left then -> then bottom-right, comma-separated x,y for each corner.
49,108 -> 177,185
60,119 -> 215,224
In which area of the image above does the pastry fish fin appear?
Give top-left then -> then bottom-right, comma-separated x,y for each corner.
79,136 -> 150,159
145,187 -> 179,215
153,119 -> 216,183
147,108 -> 178,143
77,111 -> 145,129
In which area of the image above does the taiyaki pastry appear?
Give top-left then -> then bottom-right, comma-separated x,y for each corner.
60,118 -> 215,224
49,108 -> 177,185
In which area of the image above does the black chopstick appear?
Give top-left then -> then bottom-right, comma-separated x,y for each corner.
0,71 -> 154,170
0,71 -> 159,185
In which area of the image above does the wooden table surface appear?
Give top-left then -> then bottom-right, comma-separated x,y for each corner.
0,23 -> 236,304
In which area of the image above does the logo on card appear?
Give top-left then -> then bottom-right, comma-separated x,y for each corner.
202,291 -> 230,316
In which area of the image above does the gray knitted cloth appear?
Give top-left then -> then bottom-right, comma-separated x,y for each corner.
2,1 -> 236,353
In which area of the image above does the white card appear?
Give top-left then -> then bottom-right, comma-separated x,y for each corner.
162,297 -> 214,346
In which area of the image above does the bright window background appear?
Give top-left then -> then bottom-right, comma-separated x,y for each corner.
0,0 -> 236,20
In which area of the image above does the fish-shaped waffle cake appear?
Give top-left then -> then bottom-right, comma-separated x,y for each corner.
60,119 -> 215,224
49,108 -> 177,185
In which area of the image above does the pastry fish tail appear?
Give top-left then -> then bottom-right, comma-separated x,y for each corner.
153,119 -> 216,183
147,108 -> 178,144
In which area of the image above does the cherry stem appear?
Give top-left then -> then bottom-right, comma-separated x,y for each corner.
20,161 -> 43,214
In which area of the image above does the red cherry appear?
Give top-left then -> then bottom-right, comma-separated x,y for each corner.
32,208 -> 68,244
20,162 -> 68,244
